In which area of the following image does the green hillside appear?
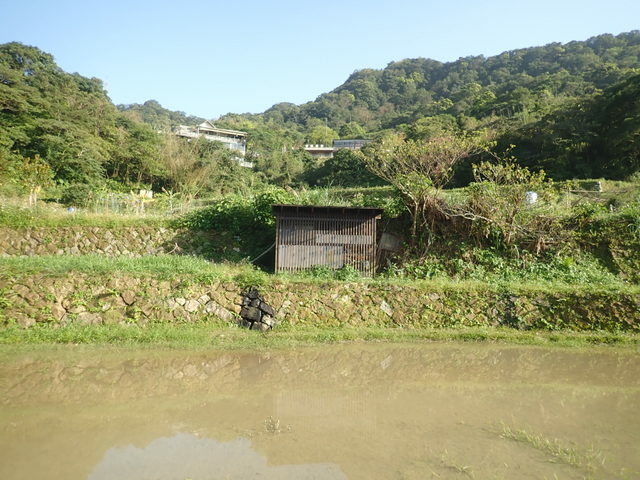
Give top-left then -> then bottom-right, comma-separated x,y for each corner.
217,31 -> 640,131
216,31 -> 640,182
1,31 -> 639,197
118,100 -> 205,131
0,42 -> 250,200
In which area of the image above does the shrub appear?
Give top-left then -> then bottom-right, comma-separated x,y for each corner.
174,187 -> 294,263
59,183 -> 95,208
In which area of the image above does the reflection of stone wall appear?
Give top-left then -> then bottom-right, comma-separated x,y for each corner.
1,272 -> 639,331
4,344 -> 639,406
0,227 -> 229,258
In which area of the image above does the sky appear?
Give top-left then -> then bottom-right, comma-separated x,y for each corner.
1,0 -> 639,119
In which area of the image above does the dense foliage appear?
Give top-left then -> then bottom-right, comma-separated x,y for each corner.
503,72 -> 640,179
118,100 -> 204,131
218,31 -> 640,182
2,31 -> 639,197
0,42 -> 253,199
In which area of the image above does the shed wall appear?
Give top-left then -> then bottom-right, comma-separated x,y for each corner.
275,212 -> 378,276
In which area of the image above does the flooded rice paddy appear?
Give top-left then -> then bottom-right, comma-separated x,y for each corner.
0,343 -> 639,480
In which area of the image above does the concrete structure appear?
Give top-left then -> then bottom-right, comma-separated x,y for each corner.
303,139 -> 372,159
303,144 -> 335,159
175,121 -> 247,156
333,139 -> 372,150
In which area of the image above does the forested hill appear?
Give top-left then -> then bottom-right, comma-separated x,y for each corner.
214,31 -> 640,181
1,31 -> 639,197
220,31 -> 640,133
0,42 -> 248,196
0,42 -> 159,186
118,100 -> 204,131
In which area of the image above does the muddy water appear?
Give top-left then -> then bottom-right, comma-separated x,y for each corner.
0,344 -> 639,480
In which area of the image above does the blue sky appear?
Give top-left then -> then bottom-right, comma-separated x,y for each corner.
1,0 -> 638,119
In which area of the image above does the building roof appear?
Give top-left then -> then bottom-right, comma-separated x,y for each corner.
197,120 -> 246,137
272,204 -> 383,218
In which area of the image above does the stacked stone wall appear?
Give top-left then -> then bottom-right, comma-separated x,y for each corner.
1,273 -> 638,332
0,227 -> 234,258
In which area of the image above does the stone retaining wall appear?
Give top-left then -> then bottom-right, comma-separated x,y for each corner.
1,273 -> 638,332
0,273 -> 241,328
0,226 -> 238,258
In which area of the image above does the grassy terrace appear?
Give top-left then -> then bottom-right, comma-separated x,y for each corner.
0,203 -> 171,228
1,322 -> 638,351
0,255 -> 247,280
1,255 -> 639,349
1,254 -> 638,294
1,179 -> 638,349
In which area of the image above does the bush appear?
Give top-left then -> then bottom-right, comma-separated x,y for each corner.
233,264 -> 269,289
173,187 -> 295,264
0,203 -> 36,227
59,183 -> 95,208
252,188 -> 295,226
299,265 -> 362,281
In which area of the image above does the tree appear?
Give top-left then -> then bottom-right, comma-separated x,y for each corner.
361,133 -> 485,248
405,114 -> 459,141
338,122 -> 367,139
306,123 -> 338,146
107,117 -> 164,185
587,73 -> 640,178
12,155 -> 53,205
304,148 -> 385,187
244,122 -> 306,186
501,73 -> 640,180
157,134 -> 244,199
253,148 -> 306,186
463,159 -> 560,252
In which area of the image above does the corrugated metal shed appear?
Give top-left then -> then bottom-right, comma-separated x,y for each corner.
272,204 -> 383,276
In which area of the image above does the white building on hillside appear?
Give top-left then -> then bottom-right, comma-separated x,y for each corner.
303,139 -> 372,159
175,121 -> 248,155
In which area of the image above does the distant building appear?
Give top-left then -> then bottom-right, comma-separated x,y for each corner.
333,139 -> 371,150
175,121 -> 247,156
303,144 -> 335,159
303,139 -> 372,159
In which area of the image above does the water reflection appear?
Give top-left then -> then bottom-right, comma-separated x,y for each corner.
0,343 -> 638,480
88,433 -> 346,480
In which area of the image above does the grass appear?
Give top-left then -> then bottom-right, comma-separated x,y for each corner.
2,254 -> 639,298
497,422 -> 606,473
0,323 -> 638,350
0,200 -> 170,228
439,449 -> 475,478
0,254 -> 257,280
0,185 -> 395,228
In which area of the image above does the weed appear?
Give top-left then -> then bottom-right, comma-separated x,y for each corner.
0,324 -> 637,349
0,288 -> 11,311
263,416 -> 281,434
233,265 -> 269,289
497,422 -> 605,472
263,416 -> 291,434
440,449 -> 475,478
